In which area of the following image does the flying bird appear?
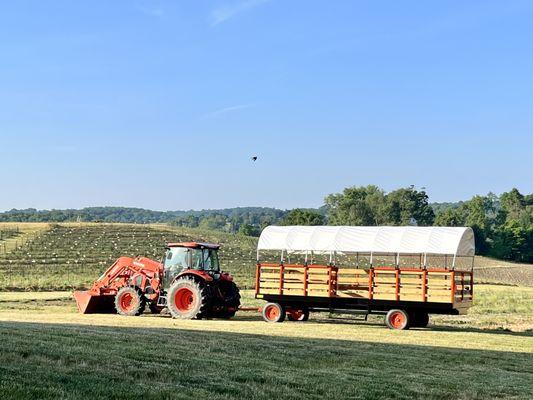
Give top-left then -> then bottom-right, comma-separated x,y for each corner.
251,156 -> 258,162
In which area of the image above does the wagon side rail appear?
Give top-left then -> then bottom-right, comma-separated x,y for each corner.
255,263 -> 473,305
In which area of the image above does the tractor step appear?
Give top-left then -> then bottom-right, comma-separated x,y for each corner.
156,295 -> 167,307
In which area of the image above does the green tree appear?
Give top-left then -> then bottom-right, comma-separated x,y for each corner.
238,223 -> 261,237
460,195 -> 496,254
434,208 -> 465,226
325,185 -> 386,225
384,187 -> 435,226
281,209 -> 325,226
500,188 -> 526,220
491,220 -> 533,262
490,189 -> 532,262
325,185 -> 433,226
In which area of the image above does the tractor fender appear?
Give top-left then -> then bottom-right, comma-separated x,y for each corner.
219,272 -> 234,282
176,270 -> 214,283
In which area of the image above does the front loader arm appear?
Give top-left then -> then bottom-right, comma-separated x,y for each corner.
75,256 -> 163,314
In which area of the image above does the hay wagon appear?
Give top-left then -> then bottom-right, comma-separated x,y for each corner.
255,226 -> 475,329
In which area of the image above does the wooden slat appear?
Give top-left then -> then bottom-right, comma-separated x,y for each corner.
260,273 -> 284,279
336,292 -> 369,298
427,288 -> 453,294
337,284 -> 369,289
337,268 -> 369,275
307,269 -> 330,276
337,278 -> 369,284
281,283 -> 305,289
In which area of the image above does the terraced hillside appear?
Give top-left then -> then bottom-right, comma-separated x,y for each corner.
1,223 -> 532,291
0,223 -> 257,291
473,256 -> 533,287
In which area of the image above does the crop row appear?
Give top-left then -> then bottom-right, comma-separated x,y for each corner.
0,229 -> 21,242
0,224 -> 258,290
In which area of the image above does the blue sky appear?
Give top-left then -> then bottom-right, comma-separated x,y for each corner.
0,1 -> 532,211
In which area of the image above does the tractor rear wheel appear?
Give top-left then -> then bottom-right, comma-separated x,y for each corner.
115,287 -> 146,316
385,309 -> 410,330
167,277 -> 209,319
287,308 -> 309,322
262,303 -> 285,323
217,281 -> 241,319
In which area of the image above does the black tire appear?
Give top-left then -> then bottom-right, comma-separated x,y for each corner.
115,287 -> 146,316
385,309 -> 410,330
148,302 -> 162,314
287,308 -> 310,322
220,281 -> 241,319
411,311 -> 429,328
167,277 -> 210,319
262,302 -> 286,323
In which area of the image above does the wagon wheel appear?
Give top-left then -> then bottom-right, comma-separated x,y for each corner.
262,303 -> 286,323
385,309 -> 410,330
410,311 -> 429,328
115,287 -> 146,316
287,308 -> 309,322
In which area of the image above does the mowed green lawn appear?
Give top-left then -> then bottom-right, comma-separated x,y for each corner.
0,287 -> 532,399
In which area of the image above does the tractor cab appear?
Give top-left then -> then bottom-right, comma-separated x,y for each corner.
163,242 -> 221,288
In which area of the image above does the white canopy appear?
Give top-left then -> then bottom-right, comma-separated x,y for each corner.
257,226 -> 475,257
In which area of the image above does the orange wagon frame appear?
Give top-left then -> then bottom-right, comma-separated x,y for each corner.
254,226 -> 475,328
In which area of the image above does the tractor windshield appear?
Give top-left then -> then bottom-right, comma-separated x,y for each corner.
164,248 -> 189,273
191,249 -> 220,271
165,247 -> 220,272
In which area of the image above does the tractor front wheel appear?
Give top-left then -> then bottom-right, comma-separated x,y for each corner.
115,287 -> 146,316
262,303 -> 285,323
167,277 -> 209,319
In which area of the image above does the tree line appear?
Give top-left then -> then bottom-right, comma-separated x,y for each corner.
0,187 -> 531,262
285,186 -> 532,263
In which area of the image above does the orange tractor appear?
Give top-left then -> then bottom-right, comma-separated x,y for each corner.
74,242 -> 241,319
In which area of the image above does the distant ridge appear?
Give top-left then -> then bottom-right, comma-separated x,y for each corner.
0,206 -> 289,224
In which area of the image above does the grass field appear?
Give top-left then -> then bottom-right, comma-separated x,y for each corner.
1,223 -> 532,399
0,287 -> 532,399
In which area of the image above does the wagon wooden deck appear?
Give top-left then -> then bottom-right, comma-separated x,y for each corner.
256,263 -> 473,315
257,263 -> 472,303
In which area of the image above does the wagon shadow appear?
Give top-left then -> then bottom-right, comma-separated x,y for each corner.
231,314 -> 533,337
427,324 -> 533,337
304,317 -> 533,337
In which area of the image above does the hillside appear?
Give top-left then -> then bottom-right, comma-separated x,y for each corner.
0,223 -> 257,290
1,223 -> 532,291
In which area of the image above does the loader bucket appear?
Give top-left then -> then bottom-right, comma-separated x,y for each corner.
74,291 -> 116,314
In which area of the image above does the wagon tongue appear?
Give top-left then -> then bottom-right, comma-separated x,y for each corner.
73,291 -> 115,314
